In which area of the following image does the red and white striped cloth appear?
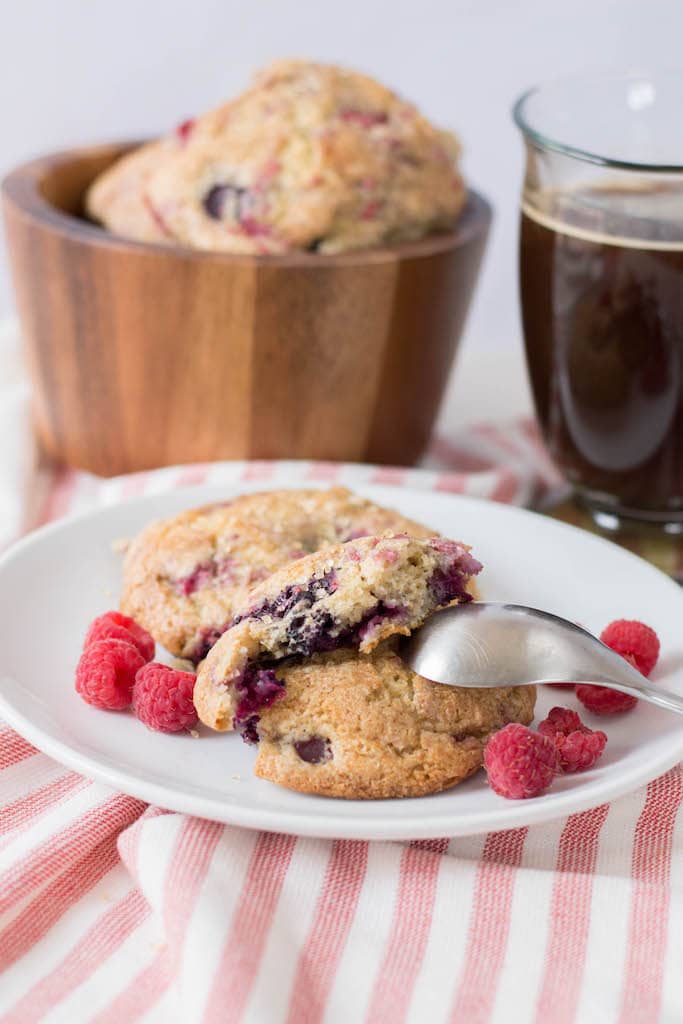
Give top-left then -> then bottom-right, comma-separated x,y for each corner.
1,423 -> 682,1024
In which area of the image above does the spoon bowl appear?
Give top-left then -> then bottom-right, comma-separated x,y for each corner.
400,603 -> 683,715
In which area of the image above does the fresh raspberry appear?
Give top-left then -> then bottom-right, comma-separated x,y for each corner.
600,619 -> 660,677
84,611 -> 155,662
76,639 -> 146,710
554,729 -> 607,772
484,724 -> 559,799
132,663 -> 198,733
538,706 -> 587,737
538,706 -> 607,773
575,684 -> 637,715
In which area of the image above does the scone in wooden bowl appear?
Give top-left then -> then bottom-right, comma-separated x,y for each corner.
2,142 -> 491,476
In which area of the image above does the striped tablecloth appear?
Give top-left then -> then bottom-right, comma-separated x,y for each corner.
1,423 -> 682,1024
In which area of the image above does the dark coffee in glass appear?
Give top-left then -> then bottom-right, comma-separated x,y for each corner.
515,74 -> 683,531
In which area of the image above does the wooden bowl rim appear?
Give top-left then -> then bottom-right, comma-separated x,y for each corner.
1,140 -> 492,266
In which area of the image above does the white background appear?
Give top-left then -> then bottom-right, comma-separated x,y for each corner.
0,0 -> 677,368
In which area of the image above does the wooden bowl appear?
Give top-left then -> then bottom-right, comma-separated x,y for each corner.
2,142 -> 491,476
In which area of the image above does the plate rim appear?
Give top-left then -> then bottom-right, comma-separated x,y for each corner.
0,687 -> 680,840
2,474 -> 682,840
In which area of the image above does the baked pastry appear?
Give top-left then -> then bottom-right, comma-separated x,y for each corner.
253,646 -> 536,799
87,59 -> 466,254
87,138 -> 176,244
194,534 -> 481,734
120,487 -> 436,661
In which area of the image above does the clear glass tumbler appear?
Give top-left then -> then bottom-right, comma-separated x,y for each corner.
514,72 -> 683,533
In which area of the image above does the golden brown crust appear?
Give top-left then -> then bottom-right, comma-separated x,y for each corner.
254,647 -> 536,799
120,486 -> 435,659
87,60 -> 465,255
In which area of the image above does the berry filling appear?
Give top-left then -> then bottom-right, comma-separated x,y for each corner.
190,624 -> 231,664
237,563 -> 405,660
429,566 -> 475,606
231,600 -> 408,747
233,664 -> 286,744
236,570 -> 339,624
174,557 -> 236,597
427,539 -> 482,605
284,610 -> 339,656
294,736 -> 332,764
356,602 -> 405,644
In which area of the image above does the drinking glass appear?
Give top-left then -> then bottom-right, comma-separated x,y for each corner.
514,72 -> 683,533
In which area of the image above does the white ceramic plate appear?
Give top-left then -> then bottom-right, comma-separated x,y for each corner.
1,478 -> 682,840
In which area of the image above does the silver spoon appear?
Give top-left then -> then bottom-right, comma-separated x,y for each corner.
400,603 -> 683,714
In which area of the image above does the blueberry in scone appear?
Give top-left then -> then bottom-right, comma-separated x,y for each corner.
193,534 -> 481,734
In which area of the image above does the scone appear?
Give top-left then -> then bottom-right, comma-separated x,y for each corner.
86,59 -> 466,254
194,534 -> 481,735
253,646 -> 536,799
120,487 -> 436,661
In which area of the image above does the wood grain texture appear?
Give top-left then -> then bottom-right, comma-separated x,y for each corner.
1,143 -> 491,476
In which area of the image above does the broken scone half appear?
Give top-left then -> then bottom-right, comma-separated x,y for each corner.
194,533 -> 481,736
